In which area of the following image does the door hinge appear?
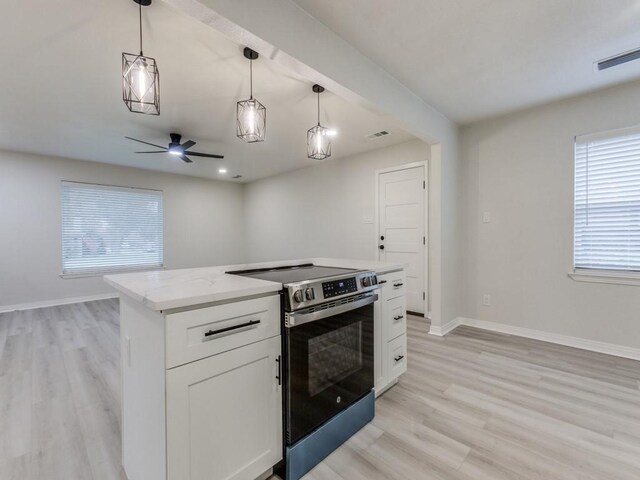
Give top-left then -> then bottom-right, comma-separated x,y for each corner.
423,236 -> 426,245
423,180 -> 426,189
423,292 -> 426,300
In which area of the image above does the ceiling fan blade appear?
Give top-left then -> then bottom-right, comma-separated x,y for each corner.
180,155 -> 193,163
185,151 -> 225,159
181,140 -> 196,150
134,151 -> 167,154
125,136 -> 167,150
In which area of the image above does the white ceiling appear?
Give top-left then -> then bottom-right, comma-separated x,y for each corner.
0,0 -> 413,182
293,0 -> 640,124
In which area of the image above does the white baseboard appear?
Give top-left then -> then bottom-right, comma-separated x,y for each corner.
0,292 -> 118,314
428,317 -> 461,336
446,317 -> 640,362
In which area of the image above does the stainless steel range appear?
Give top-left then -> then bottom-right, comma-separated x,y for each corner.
230,264 -> 378,480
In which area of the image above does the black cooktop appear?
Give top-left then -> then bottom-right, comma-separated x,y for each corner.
229,263 -> 358,285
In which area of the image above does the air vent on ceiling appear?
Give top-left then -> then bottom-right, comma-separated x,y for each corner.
366,130 -> 390,140
597,47 -> 640,71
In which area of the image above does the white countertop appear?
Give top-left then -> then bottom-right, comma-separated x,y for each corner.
104,257 -> 405,311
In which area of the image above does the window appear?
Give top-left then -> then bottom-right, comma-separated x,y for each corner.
62,181 -> 163,275
574,126 -> 640,273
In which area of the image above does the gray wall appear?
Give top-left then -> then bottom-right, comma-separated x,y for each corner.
0,151 -> 245,308
241,139 -> 467,324
461,80 -> 640,349
243,140 -> 429,262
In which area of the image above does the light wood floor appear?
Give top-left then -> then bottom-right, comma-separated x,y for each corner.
2,300 -> 640,479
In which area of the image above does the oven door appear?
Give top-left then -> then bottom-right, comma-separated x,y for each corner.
285,292 -> 375,445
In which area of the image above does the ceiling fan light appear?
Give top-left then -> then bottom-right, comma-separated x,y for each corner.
237,98 -> 266,143
307,124 -> 332,160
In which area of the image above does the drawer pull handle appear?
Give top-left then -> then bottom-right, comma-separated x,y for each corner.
394,355 -> 405,363
393,315 -> 404,321
204,319 -> 261,338
378,280 -> 387,284
393,282 -> 404,288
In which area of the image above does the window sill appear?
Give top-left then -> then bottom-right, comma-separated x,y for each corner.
60,265 -> 165,279
568,270 -> 640,286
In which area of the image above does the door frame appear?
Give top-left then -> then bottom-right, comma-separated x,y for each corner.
374,161 -> 429,317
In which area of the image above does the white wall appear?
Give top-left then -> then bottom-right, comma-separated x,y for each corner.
461,80 -> 640,349
242,139 -> 456,318
427,136 -> 464,329
243,140 -> 428,261
0,151 -> 245,308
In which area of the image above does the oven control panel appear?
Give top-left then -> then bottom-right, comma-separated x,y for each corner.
322,277 -> 358,298
285,270 -> 378,310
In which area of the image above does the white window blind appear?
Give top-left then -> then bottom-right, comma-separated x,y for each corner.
574,126 -> 640,272
62,181 -> 163,275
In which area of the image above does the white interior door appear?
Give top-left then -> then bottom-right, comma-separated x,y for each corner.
378,165 -> 426,314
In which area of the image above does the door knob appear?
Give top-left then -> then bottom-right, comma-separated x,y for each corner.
379,245 -> 384,250
380,235 -> 385,241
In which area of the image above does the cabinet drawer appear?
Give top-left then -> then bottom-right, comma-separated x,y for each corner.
165,295 -> 280,369
386,296 -> 406,341
378,270 -> 406,301
387,334 -> 407,379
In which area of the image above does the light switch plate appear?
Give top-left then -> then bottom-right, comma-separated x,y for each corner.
482,211 -> 491,223
362,215 -> 373,224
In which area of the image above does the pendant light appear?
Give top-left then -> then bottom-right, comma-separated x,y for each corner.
122,0 -> 160,115
237,48 -> 266,143
307,85 -> 331,160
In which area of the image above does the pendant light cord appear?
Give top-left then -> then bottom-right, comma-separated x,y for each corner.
317,90 -> 320,125
139,2 -> 143,55
250,59 -> 253,99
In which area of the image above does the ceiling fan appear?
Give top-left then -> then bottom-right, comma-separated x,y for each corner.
125,133 -> 224,163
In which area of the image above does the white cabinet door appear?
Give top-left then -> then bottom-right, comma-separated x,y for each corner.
166,336 -> 282,480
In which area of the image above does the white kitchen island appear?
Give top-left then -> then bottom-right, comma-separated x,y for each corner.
105,258 -> 407,480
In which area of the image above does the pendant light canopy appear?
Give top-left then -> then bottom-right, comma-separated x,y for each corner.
237,48 -> 266,143
122,0 -> 160,115
307,85 -> 331,160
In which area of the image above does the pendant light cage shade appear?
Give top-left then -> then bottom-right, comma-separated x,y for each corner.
122,53 -> 160,115
237,98 -> 266,143
307,124 -> 332,160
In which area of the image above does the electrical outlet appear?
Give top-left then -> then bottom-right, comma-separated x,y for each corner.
482,294 -> 491,306
482,211 -> 491,223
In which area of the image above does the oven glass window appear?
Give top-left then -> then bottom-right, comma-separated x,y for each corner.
307,322 -> 362,397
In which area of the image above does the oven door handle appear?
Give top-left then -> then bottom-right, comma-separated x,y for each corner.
286,293 -> 378,328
